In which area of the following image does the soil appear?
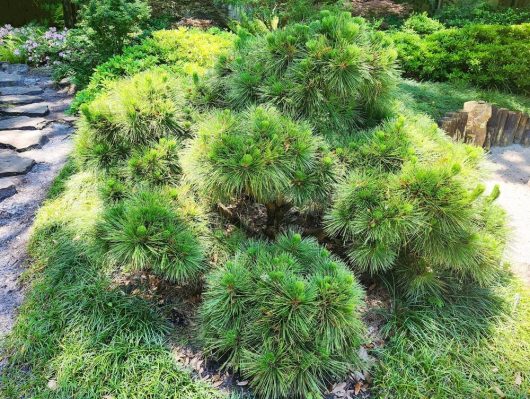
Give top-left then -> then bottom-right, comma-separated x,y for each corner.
486,145 -> 530,285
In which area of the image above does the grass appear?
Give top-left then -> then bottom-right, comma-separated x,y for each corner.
399,79 -> 530,121
0,171 -> 226,399
373,276 -> 530,399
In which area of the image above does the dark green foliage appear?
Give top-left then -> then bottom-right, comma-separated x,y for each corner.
75,69 -> 189,170
99,190 -> 206,284
200,232 -> 365,398
184,105 -> 337,233
403,12 -> 444,35
391,23 -> 530,95
436,3 -> 530,27
325,116 -> 507,303
207,10 -> 398,133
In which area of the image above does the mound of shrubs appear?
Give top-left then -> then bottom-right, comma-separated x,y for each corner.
205,10 -> 398,133
71,28 -> 235,112
325,117 -> 506,302
200,232 -> 365,398
99,190 -> 206,284
183,105 -> 337,235
436,3 -> 530,27
391,23 -> 530,95
402,12 -> 444,35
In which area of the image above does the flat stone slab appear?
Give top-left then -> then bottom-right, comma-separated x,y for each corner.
0,95 -> 43,105
0,73 -> 22,88
0,116 -> 47,131
0,86 -> 44,96
0,178 -> 17,201
0,130 -> 48,151
0,150 -> 35,177
0,103 -> 49,117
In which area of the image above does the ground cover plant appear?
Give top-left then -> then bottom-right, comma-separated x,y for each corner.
391,22 -> 530,95
436,2 -> 530,27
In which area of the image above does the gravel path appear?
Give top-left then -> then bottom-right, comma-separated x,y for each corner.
486,145 -> 530,285
0,64 -> 75,340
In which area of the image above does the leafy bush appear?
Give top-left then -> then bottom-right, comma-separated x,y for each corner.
56,0 -> 151,87
437,3 -> 530,27
391,23 -> 530,95
75,69 -> 190,169
207,10 -> 398,133
200,232 -> 365,398
183,105 -> 337,234
99,190 -> 206,284
403,12 -> 444,34
70,28 -> 235,112
325,116 -> 507,303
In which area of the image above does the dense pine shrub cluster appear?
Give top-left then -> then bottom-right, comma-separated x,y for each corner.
200,232 -> 365,398
205,10 -> 399,133
183,105 -> 337,234
325,117 -> 506,302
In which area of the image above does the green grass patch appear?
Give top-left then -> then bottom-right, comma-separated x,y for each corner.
0,171 -> 226,399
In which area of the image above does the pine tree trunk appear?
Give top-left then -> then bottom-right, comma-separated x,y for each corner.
62,0 -> 77,28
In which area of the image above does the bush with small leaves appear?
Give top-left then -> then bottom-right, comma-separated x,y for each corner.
200,232 -> 365,399
182,105 -> 337,234
98,190 -> 205,284
75,69 -> 191,170
325,116 -> 507,303
403,13 -> 444,35
206,10 -> 398,133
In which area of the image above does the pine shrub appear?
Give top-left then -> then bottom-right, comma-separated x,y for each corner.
182,105 -> 337,234
325,116 -> 507,303
200,232 -> 365,399
98,190 -> 205,284
206,10 -> 398,133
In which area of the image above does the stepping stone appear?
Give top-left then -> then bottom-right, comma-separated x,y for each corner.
0,73 -> 22,87
0,86 -> 44,96
0,103 -> 49,117
0,95 -> 43,105
0,116 -> 47,131
0,130 -> 48,151
1,63 -> 29,74
0,150 -> 35,177
0,178 -> 17,202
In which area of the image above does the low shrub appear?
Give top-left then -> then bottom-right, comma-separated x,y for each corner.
75,69 -> 190,169
206,10 -> 398,133
436,3 -> 530,27
391,23 -> 530,95
70,27 -> 235,112
325,116 -> 507,303
182,105 -> 337,235
200,232 -> 365,398
402,12 -> 444,35
99,190 -> 206,284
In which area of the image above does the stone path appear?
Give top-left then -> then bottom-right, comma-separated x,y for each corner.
0,63 -> 75,339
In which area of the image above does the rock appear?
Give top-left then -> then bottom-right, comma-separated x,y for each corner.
0,130 -> 48,151
0,86 -> 44,96
463,101 -> 492,147
0,178 -> 16,201
1,64 -> 29,74
500,111 -> 522,146
513,114 -> 529,145
0,116 -> 47,131
0,95 -> 44,105
0,150 -> 35,177
0,103 -> 49,117
0,72 -> 22,87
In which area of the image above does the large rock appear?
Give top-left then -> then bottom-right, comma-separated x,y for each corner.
0,116 -> 47,130
0,178 -> 16,201
0,103 -> 49,117
0,72 -> 22,87
0,86 -> 44,96
463,101 -> 492,147
0,95 -> 43,105
0,130 -> 48,151
0,150 -> 35,177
